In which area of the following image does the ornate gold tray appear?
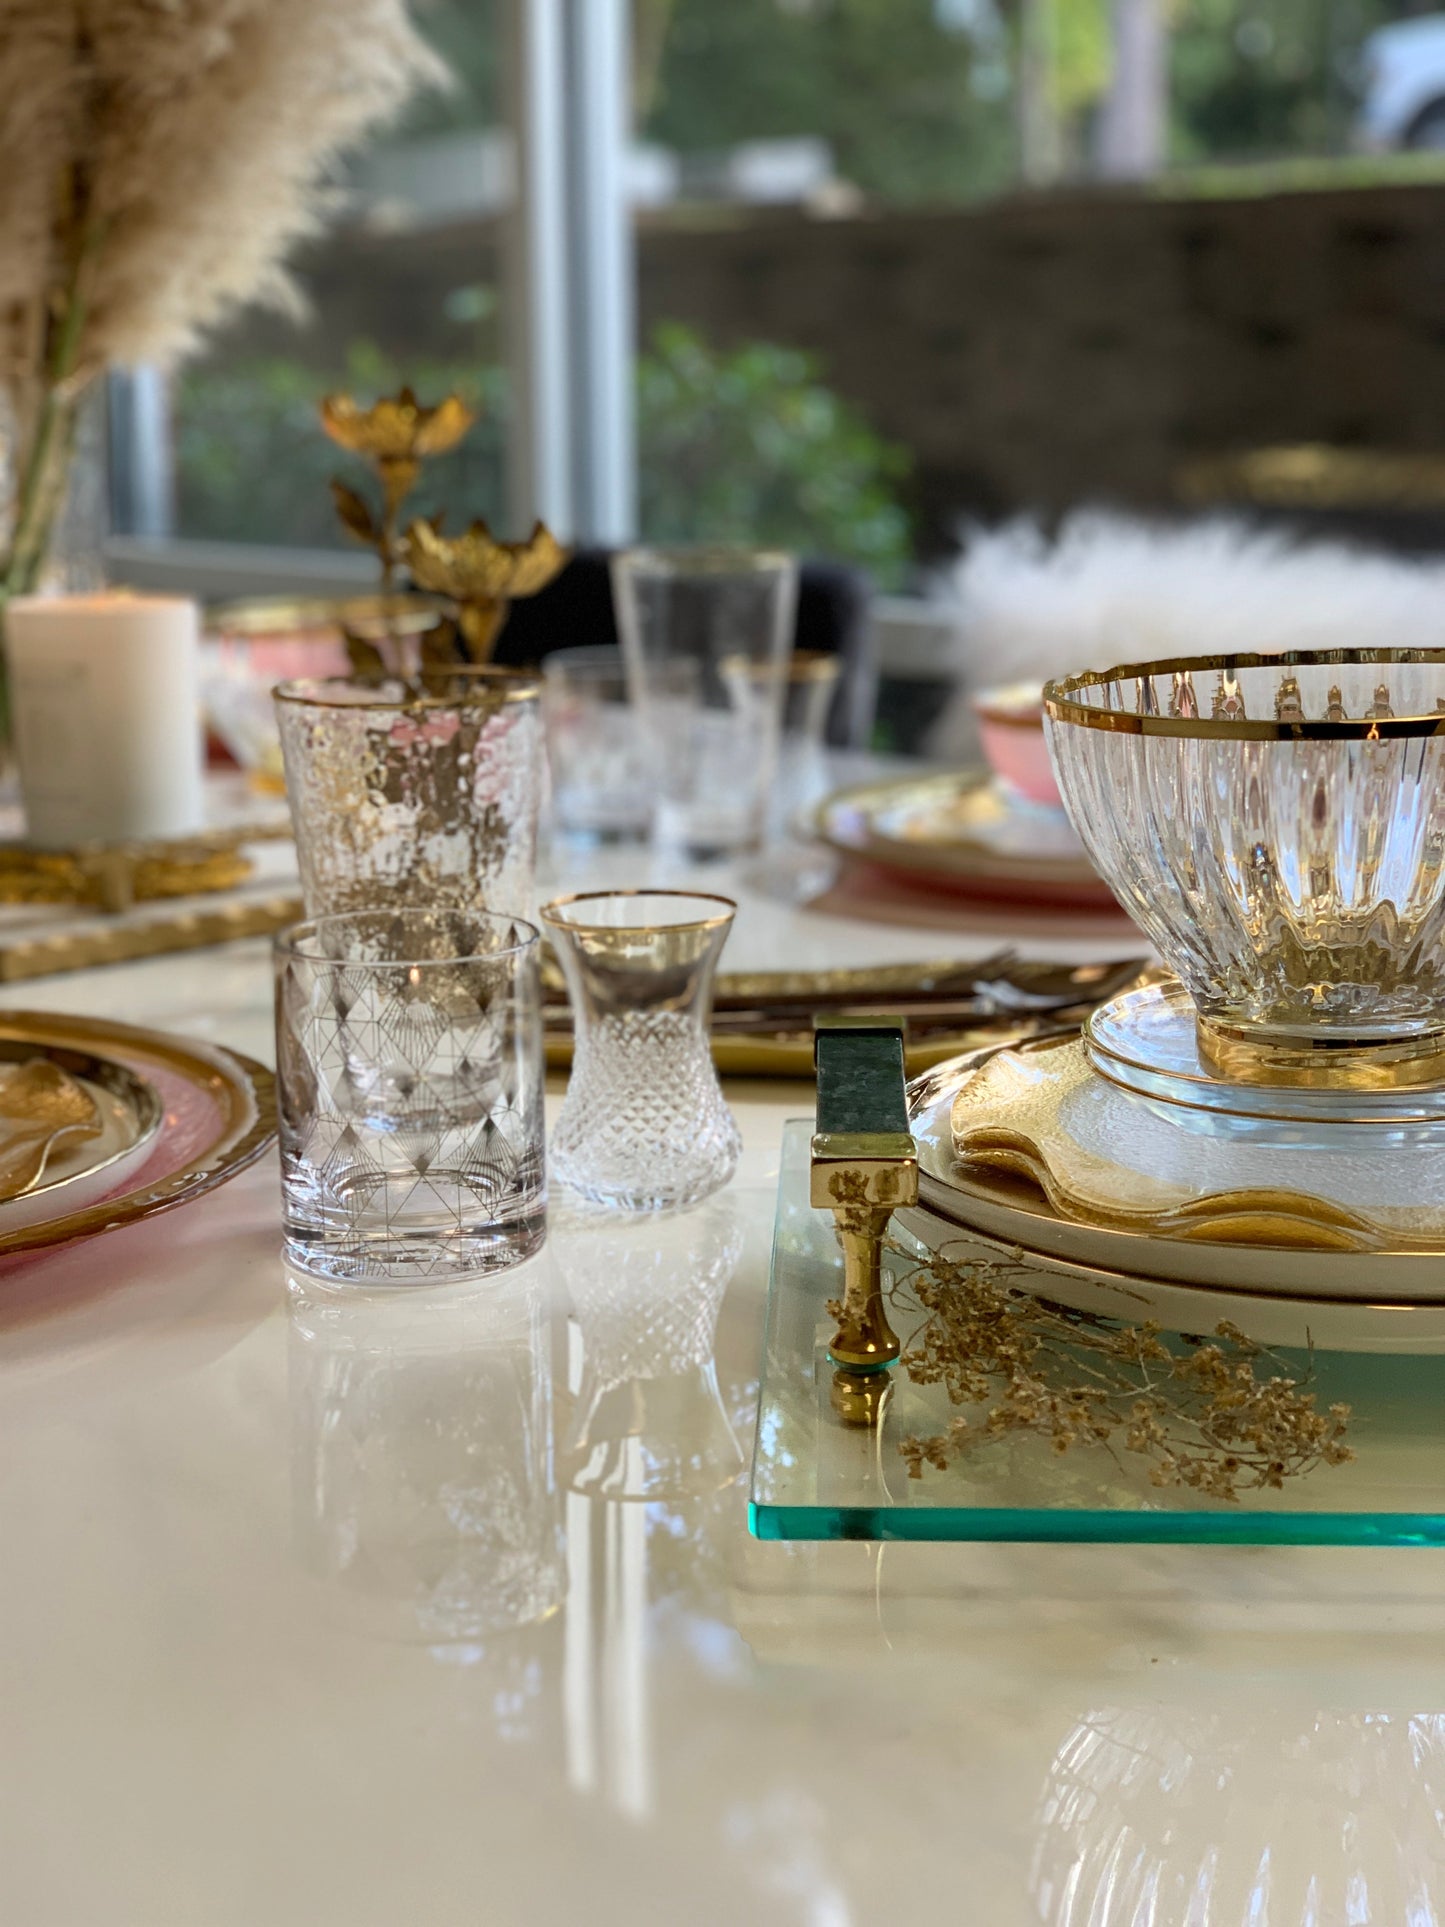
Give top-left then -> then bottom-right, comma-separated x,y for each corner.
0,1012 -> 276,1259
814,770 -> 1117,907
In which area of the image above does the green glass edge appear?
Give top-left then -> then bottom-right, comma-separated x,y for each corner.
749,1501 -> 1445,1547
748,1123 -> 1445,1549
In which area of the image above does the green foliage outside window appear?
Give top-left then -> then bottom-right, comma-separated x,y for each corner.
635,324 -> 911,584
174,325 -> 913,584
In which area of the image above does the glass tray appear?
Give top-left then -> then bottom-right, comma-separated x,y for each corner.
749,1122 -> 1445,1546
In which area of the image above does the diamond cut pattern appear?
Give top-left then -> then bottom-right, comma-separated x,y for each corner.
279,953 -> 544,1280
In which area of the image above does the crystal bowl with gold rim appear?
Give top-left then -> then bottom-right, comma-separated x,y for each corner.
1043,649 -> 1445,1089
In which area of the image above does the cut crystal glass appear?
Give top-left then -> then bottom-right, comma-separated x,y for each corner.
542,890 -> 741,1210
1045,652 -> 1445,1072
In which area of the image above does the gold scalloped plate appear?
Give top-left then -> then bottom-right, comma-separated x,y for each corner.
0,1012 -> 276,1260
907,1038 -> 1445,1351
813,771 -> 1119,907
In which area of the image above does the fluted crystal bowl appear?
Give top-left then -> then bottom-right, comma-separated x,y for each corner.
1043,649 -> 1445,1088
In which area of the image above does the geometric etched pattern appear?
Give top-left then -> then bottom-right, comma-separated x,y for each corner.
278,940 -> 545,1282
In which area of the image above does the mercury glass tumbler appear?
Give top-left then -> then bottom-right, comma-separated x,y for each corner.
275,909 -> 546,1281
540,890 -> 742,1210
1044,648 -> 1445,1085
274,668 -> 543,919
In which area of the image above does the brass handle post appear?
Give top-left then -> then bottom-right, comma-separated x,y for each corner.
810,1019 -> 918,1426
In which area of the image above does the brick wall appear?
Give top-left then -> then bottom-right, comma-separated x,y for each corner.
637,185 -> 1445,549
229,181 -> 1445,553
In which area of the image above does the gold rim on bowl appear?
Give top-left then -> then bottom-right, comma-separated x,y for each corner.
1043,647 -> 1445,741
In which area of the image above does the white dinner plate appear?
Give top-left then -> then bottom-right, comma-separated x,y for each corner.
908,1044 -> 1445,1350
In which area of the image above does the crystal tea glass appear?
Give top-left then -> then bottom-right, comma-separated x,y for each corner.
541,645 -> 653,849
1044,648 -> 1445,1090
612,548 -> 798,859
274,668 -> 543,918
275,909 -> 545,1281
539,890 -> 741,1209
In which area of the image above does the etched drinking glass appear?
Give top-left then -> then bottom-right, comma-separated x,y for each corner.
539,890 -> 741,1210
612,548 -> 797,860
275,908 -> 545,1281
274,668 -> 543,918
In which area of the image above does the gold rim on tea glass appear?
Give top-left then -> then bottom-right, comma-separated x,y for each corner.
1044,646 -> 1445,740
273,666 -> 541,711
539,889 -> 738,935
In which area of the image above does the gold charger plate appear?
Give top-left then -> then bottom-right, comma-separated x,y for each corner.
813,770 -> 1117,907
0,1012 -> 276,1259
908,1037 -> 1445,1310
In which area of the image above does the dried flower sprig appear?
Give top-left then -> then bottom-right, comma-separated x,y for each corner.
879,1241 -> 1353,1503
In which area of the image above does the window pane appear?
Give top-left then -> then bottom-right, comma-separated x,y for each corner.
631,0 -> 1445,591
164,0 -> 506,552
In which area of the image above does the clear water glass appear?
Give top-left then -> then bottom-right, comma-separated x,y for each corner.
541,645 -> 653,849
612,548 -> 798,860
275,909 -> 545,1281
540,890 -> 741,1210
727,651 -> 842,903
274,668 -> 543,919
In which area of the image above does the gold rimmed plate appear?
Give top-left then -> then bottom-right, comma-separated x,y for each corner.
0,1012 -> 276,1260
0,1041 -> 163,1230
908,1036 -> 1445,1322
813,771 -> 1119,908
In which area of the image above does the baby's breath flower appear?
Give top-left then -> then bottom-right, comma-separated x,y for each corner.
888,1241 -> 1354,1504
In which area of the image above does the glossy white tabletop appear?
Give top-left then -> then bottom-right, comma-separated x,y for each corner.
1,835 -> 1443,1927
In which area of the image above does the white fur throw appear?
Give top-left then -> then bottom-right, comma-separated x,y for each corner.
929,513 -> 1445,757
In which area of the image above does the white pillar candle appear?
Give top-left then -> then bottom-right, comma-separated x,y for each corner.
5,593 -> 204,848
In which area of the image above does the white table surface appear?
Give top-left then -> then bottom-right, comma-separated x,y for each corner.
2,826 -> 1443,1927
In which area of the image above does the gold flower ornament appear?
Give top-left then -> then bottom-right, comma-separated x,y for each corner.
320,386 -> 478,591
320,386 -> 475,464
406,517 -> 568,658
317,384 -> 569,672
